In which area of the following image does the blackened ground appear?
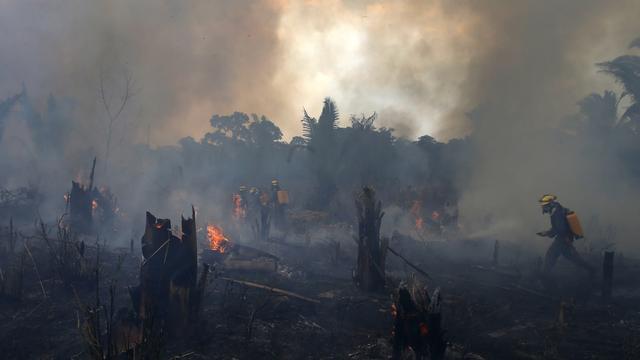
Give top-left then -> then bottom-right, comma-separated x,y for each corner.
1,227 -> 639,359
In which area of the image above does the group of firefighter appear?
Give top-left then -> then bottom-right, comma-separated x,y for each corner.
232,179 -> 288,231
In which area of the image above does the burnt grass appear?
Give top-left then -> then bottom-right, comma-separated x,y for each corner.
1,226 -> 640,359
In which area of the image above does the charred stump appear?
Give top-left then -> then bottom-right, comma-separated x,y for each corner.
602,251 -> 614,302
91,187 -> 117,233
69,181 -> 93,234
392,281 -> 446,360
133,207 -> 201,336
354,186 -> 387,292
69,157 -> 97,234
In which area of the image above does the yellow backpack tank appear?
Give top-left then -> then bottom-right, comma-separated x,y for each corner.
566,211 -> 584,238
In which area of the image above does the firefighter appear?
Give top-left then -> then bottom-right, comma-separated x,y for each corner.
232,185 -> 249,221
270,179 -> 280,196
247,187 -> 262,220
536,194 -> 595,278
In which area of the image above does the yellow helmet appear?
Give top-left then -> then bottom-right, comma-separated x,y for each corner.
271,179 -> 279,185
539,194 -> 557,206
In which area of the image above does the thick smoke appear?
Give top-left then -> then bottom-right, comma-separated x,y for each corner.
0,0 -> 286,146
1,1 -> 640,253
448,0 -> 640,253
1,0 -> 482,142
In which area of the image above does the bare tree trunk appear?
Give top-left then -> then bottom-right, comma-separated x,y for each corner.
99,67 -> 132,176
354,186 -> 387,292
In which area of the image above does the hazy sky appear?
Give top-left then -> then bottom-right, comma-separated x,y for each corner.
1,0 -> 639,144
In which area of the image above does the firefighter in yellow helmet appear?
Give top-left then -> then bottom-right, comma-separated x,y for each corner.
536,194 -> 595,279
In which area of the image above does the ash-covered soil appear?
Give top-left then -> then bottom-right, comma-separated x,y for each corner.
1,224 -> 639,360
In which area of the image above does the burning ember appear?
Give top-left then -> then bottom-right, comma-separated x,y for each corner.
207,224 -> 231,253
92,199 -> 99,210
431,211 -> 440,222
410,200 -> 424,230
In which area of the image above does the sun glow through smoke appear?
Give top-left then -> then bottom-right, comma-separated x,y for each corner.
274,1 -> 477,139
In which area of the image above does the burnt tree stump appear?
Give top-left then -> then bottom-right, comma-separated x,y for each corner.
354,186 -> 387,292
69,181 -> 93,234
392,282 -> 446,360
133,207 -> 200,335
602,251 -> 614,301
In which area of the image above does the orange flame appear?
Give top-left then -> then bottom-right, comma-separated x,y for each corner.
92,199 -> 99,210
410,200 -> 424,230
207,224 -> 230,253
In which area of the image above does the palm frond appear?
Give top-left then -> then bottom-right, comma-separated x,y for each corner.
319,97 -> 339,129
597,55 -> 640,103
301,108 -> 317,142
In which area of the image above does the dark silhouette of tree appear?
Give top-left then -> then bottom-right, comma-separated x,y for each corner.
204,112 -> 282,147
205,112 -> 252,145
350,113 -> 377,131
576,91 -> 619,136
597,40 -> 640,132
0,91 -> 23,140
99,66 -> 133,175
299,98 -> 340,209
248,114 -> 283,147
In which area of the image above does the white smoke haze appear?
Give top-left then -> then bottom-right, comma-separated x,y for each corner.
1,1 -> 640,253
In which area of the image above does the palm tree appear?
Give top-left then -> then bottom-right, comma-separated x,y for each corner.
299,98 -> 340,209
576,90 -> 619,136
596,38 -> 640,132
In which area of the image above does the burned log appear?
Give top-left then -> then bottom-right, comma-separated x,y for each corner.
203,224 -> 279,272
354,186 -> 387,292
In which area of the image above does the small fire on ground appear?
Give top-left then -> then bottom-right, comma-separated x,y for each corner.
410,200 -> 424,230
207,224 -> 231,253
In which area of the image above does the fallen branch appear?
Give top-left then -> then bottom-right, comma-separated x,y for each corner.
217,277 -> 320,304
387,246 -> 431,280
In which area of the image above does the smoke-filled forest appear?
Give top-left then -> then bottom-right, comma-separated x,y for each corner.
2,1 -> 640,359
